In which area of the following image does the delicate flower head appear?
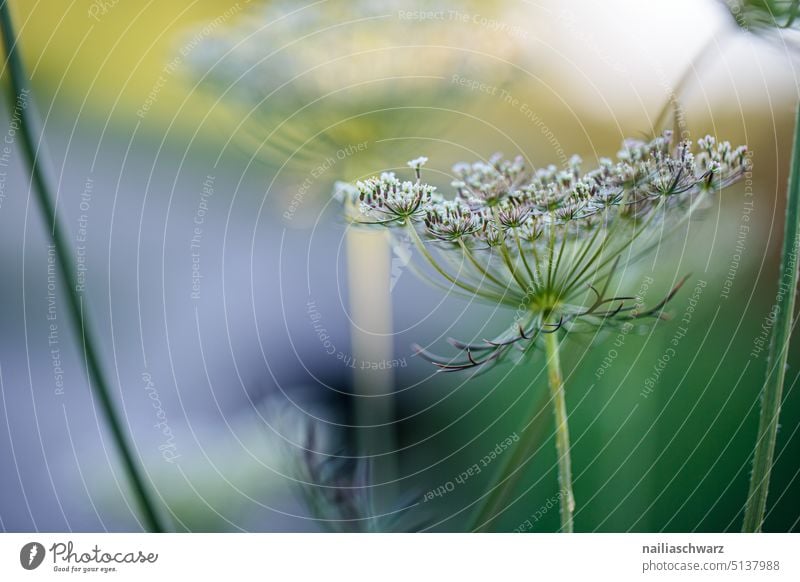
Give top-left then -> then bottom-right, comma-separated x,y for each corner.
355,172 -> 438,225
497,201 -> 533,230
408,156 -> 429,181
335,132 -> 750,372
452,154 -> 528,207
424,200 -> 485,242
408,156 -> 429,170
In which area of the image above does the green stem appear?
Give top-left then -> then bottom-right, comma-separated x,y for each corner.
741,100 -> 800,532
544,332 -> 575,533
470,331 -> 575,533
0,3 -> 165,532
513,231 -> 540,293
457,239 -> 507,290
406,224 -> 511,304
489,208 -> 532,293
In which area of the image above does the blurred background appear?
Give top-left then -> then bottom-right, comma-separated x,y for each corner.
0,0 -> 798,532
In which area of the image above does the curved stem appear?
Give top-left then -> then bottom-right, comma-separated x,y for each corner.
551,225 -> 568,300
457,239 -> 507,290
544,332 -> 574,533
470,331 -> 575,533
437,240 -> 509,297
546,222 -> 557,291
513,231 -> 540,293
559,219 -> 605,292
403,257 -> 504,304
499,241 -> 532,293
490,209 -> 532,293
742,99 -> 800,532
406,225 -> 511,304
564,196 -> 672,297
0,3 -> 165,532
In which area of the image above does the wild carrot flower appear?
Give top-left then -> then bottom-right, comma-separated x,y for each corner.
335,131 -> 749,531
338,132 -> 749,371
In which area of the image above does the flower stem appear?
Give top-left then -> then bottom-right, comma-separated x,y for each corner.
0,3 -> 165,532
544,331 -> 575,533
405,224 -> 511,304
470,331 -> 575,532
742,99 -> 800,532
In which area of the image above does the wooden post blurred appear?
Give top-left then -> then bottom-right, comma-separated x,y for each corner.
345,226 -> 397,509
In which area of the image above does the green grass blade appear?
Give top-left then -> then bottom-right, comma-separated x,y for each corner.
0,2 -> 165,532
742,100 -> 800,532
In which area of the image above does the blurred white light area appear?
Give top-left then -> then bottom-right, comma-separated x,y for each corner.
521,0 -> 797,121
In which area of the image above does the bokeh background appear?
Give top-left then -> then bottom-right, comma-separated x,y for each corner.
0,0 -> 798,532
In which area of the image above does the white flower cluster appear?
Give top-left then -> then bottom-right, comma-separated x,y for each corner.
348,132 -> 748,247
335,132 -> 750,371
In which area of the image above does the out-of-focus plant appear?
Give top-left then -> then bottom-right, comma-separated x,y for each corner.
184,0 -> 523,168
717,0 -> 800,533
335,134 -> 750,532
655,2 -> 799,133
0,3 -> 165,531
739,106 -> 800,533
280,415 -> 428,532
185,1 -> 529,496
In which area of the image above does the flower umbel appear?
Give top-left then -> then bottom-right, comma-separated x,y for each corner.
337,132 -> 750,372
355,172 -> 438,226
